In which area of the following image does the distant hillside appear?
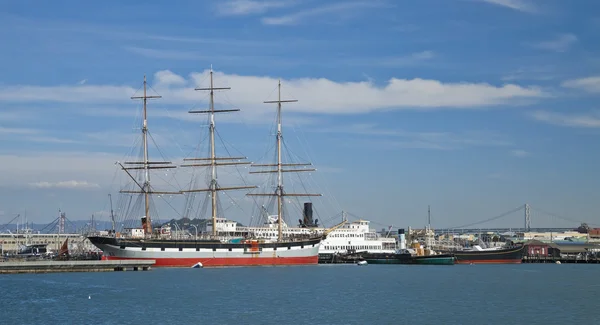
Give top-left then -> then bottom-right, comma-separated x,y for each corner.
0,220 -> 113,234
0,218 -> 244,234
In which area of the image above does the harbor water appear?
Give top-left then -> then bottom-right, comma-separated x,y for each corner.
1,264 -> 597,324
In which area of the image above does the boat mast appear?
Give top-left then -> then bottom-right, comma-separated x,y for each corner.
180,66 -> 256,237
120,75 -> 179,237
209,70 -> 218,236
275,81 -> 285,241
108,193 -> 116,235
248,80 -> 321,241
138,76 -> 157,235
142,76 -> 151,233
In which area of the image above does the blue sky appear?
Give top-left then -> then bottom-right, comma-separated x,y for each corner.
1,0 -> 600,230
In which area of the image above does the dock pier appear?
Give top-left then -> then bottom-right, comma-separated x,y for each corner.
0,260 -> 156,274
523,256 -> 600,264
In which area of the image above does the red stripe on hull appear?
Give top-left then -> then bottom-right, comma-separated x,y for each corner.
104,256 -> 318,267
456,259 -> 522,264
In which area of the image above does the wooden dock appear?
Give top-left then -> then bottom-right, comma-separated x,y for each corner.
0,260 -> 155,274
523,256 -> 600,264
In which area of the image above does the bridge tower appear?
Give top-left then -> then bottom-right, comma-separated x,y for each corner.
524,203 -> 531,231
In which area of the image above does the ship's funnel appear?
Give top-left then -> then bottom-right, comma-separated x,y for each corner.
303,202 -> 314,226
398,228 -> 406,250
141,216 -> 148,233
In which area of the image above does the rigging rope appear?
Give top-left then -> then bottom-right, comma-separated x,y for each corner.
530,207 -> 600,227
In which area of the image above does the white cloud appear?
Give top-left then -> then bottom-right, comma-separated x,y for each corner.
0,152 -> 121,187
0,84 -> 136,103
23,136 -> 80,144
0,127 -> 81,144
261,1 -> 387,25
124,47 -> 206,61
316,123 -> 512,150
0,69 -> 547,115
345,51 -> 435,67
30,180 -> 100,189
216,0 -> 295,16
530,34 -> 578,52
562,76 -> 600,93
154,70 -> 187,87
126,46 -> 433,69
0,127 -> 37,135
510,149 -> 530,157
78,79 -> 87,85
501,66 -> 555,82
479,0 -> 537,13
0,127 -> 83,144
0,110 -> 33,121
124,47 -> 271,64
530,110 -> 600,128
0,151 -> 196,200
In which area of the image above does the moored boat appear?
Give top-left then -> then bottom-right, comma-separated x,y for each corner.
360,251 -> 455,265
453,245 -> 525,264
87,71 -> 329,267
411,254 -> 455,265
360,252 -> 411,264
88,236 -> 321,267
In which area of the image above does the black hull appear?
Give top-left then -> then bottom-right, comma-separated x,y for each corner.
87,236 -> 322,250
453,245 -> 525,264
360,252 -> 455,265
86,235 -> 323,267
360,252 -> 412,264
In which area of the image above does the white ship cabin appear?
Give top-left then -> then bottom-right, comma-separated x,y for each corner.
320,219 -> 397,254
246,215 -> 314,238
122,227 -> 145,239
208,216 -> 314,240
208,218 -> 239,234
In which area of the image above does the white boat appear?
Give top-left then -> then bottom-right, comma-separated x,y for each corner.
318,219 -> 397,254
207,211 -> 397,255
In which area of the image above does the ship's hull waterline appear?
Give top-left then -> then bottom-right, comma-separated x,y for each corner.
87,236 -> 322,267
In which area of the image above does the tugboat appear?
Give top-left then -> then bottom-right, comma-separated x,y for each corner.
360,250 -> 455,265
359,229 -> 455,265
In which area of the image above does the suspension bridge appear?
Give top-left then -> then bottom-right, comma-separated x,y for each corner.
434,203 -> 596,234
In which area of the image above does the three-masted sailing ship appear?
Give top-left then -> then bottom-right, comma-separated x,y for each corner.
87,69 -> 326,267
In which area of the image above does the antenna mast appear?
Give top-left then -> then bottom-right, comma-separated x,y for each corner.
180,66 -> 256,237
248,80 -> 321,241
428,205 -> 431,230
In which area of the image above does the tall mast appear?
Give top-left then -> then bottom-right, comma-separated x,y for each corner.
180,66 -> 256,237
109,193 -> 116,234
274,81 -> 287,241
248,80 -> 321,241
142,76 -> 151,233
209,69 -> 218,235
275,81 -> 284,241
138,76 -> 157,235
121,75 -> 179,237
